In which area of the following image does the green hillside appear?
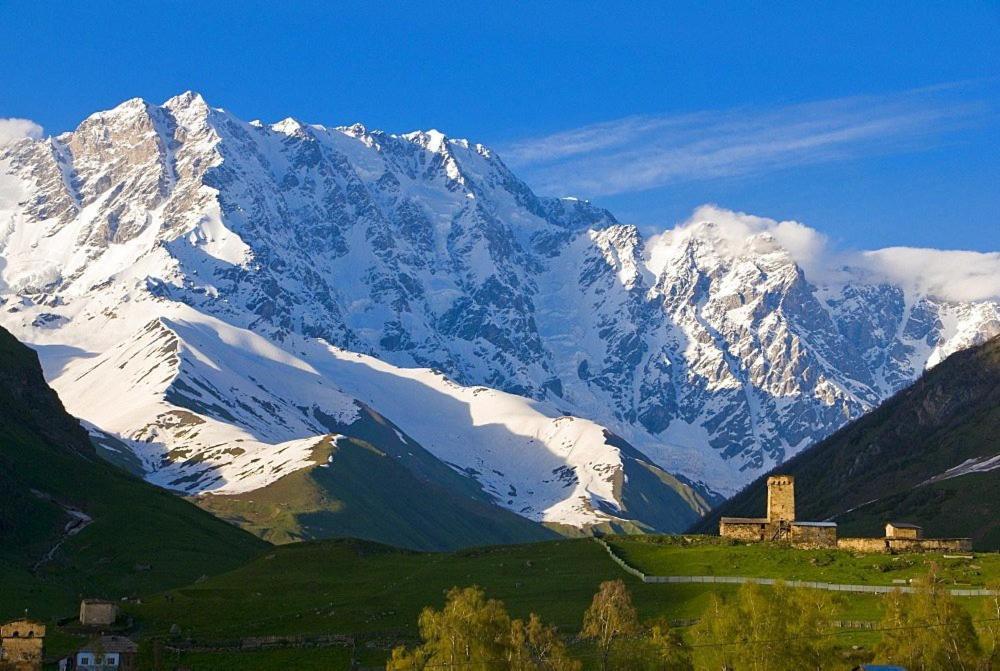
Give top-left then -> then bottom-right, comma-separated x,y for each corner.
194,402 -> 712,550
196,417 -> 558,549
0,326 -> 268,619
121,535 -> 998,669
693,335 -> 1000,549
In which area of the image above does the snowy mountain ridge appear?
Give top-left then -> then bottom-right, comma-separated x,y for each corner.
0,92 -> 997,536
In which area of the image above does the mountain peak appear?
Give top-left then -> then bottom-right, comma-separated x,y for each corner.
163,90 -> 209,111
0,95 -> 996,522
402,128 -> 450,153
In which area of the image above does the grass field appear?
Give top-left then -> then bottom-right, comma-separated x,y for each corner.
117,535 -> 1000,669
19,534 -> 997,669
605,535 -> 1000,587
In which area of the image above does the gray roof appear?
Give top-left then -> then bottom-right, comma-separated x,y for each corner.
720,517 -> 767,524
792,521 -> 837,528
79,636 -> 138,654
887,522 -> 923,529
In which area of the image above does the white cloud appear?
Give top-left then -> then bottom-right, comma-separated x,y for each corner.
646,205 -> 1000,303
502,84 -> 990,198
862,247 -> 1000,303
0,118 -> 44,146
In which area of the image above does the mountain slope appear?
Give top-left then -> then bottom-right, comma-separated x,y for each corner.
194,406 -> 561,549
692,335 -> 1000,549
0,325 -> 267,618
0,92 -> 996,539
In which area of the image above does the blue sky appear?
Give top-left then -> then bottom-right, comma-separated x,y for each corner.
1,1 -> 997,251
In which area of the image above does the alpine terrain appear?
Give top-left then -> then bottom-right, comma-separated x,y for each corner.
0,324 -> 266,618
0,93 -> 997,544
693,334 -> 1000,549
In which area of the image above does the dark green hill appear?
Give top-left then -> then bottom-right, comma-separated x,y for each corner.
692,335 -> 1000,549
0,326 -> 268,619
195,406 -> 559,550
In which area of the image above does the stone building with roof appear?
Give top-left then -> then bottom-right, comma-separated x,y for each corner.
719,475 -> 971,552
79,600 -> 119,628
720,475 -> 839,548
0,619 -> 45,671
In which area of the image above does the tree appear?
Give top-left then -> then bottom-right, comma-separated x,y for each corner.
979,582 -> 1000,671
690,581 -> 835,671
689,592 -> 738,671
876,571 -> 981,671
508,613 -> 581,671
647,619 -> 694,671
387,586 -> 580,671
581,579 -> 640,671
387,586 -> 511,671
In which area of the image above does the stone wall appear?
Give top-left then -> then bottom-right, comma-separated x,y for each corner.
837,537 -> 887,553
720,519 -> 768,542
838,537 -> 972,553
791,523 -> 838,548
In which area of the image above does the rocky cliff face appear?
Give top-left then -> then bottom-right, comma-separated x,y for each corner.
0,93 -> 996,532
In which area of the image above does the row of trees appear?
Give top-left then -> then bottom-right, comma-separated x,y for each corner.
387,573 -> 1000,670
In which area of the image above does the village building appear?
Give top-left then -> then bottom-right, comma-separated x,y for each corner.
0,619 -> 45,671
885,522 -> 922,539
719,475 -> 972,552
79,600 -> 119,628
720,475 -> 839,548
69,636 -> 137,671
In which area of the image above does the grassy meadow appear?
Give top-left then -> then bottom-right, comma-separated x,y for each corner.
10,534 -> 997,668
89,535 -> 997,669
606,535 -> 1000,586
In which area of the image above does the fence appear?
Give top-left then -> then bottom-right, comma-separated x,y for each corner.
594,538 -> 999,597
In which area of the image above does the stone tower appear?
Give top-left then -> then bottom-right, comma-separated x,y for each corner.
0,619 -> 45,671
766,475 -> 795,522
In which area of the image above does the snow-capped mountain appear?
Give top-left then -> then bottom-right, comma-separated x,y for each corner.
0,93 -> 996,537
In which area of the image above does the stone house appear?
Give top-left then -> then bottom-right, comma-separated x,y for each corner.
885,522 -> 922,539
79,600 -> 118,628
0,619 -> 45,671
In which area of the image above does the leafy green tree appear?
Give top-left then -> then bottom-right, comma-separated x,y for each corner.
979,583 -> 1000,671
508,613 -> 581,671
690,581 -> 835,671
617,617 -> 694,671
387,585 -> 511,671
581,579 -> 641,671
647,619 -> 694,671
876,571 -> 981,671
689,593 -> 738,671
387,586 -> 580,671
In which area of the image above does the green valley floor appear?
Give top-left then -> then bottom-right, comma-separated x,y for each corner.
12,534 -> 998,669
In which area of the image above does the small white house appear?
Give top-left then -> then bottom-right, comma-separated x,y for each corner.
73,636 -> 137,670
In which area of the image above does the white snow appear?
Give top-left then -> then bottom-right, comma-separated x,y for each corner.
922,455 -> 1000,486
0,92 -> 996,527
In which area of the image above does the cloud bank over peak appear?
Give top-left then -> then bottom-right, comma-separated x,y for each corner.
862,247 -> 1000,303
0,118 -> 44,146
647,205 -> 1000,303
